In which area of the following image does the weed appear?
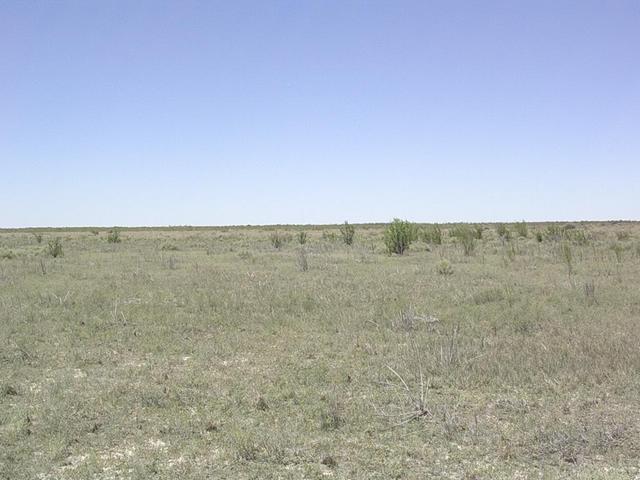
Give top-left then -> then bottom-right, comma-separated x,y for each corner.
436,259 -> 453,275
296,231 -> 307,245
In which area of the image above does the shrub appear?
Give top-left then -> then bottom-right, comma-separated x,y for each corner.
1,250 -> 16,260
47,238 -> 63,258
545,224 -> 563,242
339,221 -> 355,246
436,259 -> 453,275
161,243 -> 178,251
514,221 -> 528,238
32,233 -> 43,244
296,231 -> 307,245
422,224 -> 442,245
270,231 -> 285,249
322,231 -> 337,242
473,225 -> 483,240
450,225 -> 475,256
616,231 -> 630,241
107,228 -> 121,243
535,231 -> 543,242
496,224 -> 511,240
384,219 -> 417,255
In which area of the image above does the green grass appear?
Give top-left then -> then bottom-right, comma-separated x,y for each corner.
1,222 -> 640,479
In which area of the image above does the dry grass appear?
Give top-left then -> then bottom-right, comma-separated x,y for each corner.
1,221 -> 639,479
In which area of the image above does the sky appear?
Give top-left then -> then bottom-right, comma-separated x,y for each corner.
1,1 -> 639,227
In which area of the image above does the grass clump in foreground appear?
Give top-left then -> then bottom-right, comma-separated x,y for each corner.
1,221 -> 639,479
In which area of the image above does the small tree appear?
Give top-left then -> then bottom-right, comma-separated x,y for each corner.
339,221 -> 355,246
384,219 -> 417,255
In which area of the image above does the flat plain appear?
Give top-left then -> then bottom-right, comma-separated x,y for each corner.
1,222 -> 639,479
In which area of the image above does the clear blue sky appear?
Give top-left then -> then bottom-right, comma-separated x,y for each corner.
2,1 -> 639,227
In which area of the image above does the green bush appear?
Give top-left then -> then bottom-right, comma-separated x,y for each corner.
339,221 -> 355,246
107,228 -> 121,243
384,219 -> 417,255
32,233 -> 43,244
296,231 -> 307,245
422,224 -> 442,245
47,238 -> 63,258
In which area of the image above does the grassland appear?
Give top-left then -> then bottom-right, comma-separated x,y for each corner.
1,222 -> 640,479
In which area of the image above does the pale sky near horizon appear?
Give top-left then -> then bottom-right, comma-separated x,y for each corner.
1,1 -> 639,227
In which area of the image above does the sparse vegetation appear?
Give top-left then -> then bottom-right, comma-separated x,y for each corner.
296,231 -> 307,245
1,222 -> 639,479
